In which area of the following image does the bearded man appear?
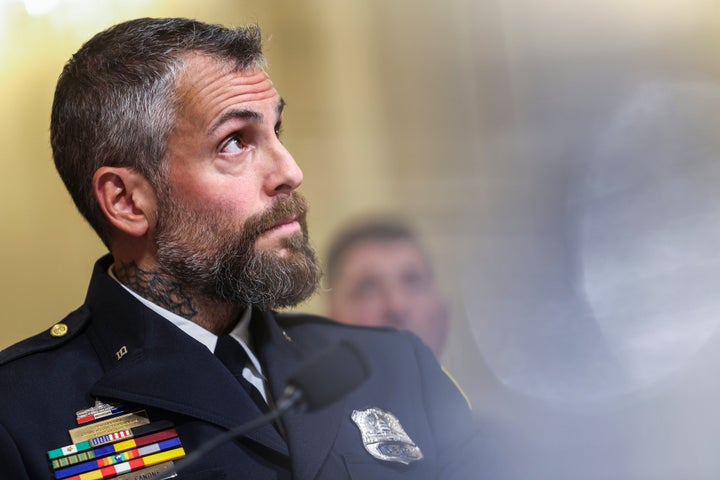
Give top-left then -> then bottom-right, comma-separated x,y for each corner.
0,18 -> 479,480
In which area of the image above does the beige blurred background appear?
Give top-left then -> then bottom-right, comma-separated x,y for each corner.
0,0 -> 466,339
2,0 -> 720,431
4,1 -> 720,477
0,0 -> 504,409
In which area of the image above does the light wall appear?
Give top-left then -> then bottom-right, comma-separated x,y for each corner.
3,7 -> 720,474
0,0 -> 399,347
1,0 -> 494,366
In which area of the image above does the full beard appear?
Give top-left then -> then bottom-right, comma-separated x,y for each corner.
154,192 -> 321,310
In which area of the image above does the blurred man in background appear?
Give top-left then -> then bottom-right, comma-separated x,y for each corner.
326,218 -> 450,358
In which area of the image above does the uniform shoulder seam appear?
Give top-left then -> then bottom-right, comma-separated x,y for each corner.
0,306 -> 90,365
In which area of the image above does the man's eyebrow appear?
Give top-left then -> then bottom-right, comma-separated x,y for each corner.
209,109 -> 261,136
208,98 -> 285,135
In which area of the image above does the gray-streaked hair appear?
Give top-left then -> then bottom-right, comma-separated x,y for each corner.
50,17 -> 266,246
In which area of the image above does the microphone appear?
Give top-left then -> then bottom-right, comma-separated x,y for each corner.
176,340 -> 369,472
285,339 -> 370,412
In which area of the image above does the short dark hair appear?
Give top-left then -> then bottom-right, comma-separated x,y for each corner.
51,17 -> 265,246
326,218 -> 429,286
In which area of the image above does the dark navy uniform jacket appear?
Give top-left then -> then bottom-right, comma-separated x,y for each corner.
0,256 -> 479,479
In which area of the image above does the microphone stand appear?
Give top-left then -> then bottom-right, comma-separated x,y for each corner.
176,386 -> 303,473
174,339 -> 369,474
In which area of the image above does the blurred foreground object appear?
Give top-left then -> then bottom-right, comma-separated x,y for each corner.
464,81 -> 720,479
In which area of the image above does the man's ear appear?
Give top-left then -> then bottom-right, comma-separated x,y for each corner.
93,166 -> 156,238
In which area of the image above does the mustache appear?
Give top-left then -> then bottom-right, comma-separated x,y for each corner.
242,193 -> 309,239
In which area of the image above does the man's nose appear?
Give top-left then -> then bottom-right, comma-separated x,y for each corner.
382,289 -> 411,326
266,142 -> 303,196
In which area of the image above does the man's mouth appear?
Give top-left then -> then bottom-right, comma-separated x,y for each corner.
263,216 -> 300,235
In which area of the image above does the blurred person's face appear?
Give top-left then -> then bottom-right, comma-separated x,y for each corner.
329,239 -> 449,357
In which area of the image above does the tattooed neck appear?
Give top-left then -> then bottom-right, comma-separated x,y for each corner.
114,261 -> 198,319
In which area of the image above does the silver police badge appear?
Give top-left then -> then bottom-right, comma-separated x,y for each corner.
351,407 -> 423,465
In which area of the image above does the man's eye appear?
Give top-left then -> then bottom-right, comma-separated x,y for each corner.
220,136 -> 246,154
351,277 -> 381,301
403,271 -> 431,293
275,124 -> 283,138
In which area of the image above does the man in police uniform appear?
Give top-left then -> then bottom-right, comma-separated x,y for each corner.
0,18 -> 479,479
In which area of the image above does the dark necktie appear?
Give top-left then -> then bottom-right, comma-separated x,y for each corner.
214,336 -> 290,476
214,335 -> 269,413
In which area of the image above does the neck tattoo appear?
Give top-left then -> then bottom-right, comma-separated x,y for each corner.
114,261 -> 198,319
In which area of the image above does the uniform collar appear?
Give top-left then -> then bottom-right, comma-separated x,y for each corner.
85,255 -> 350,480
84,255 -> 288,455
105,258 -> 263,376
